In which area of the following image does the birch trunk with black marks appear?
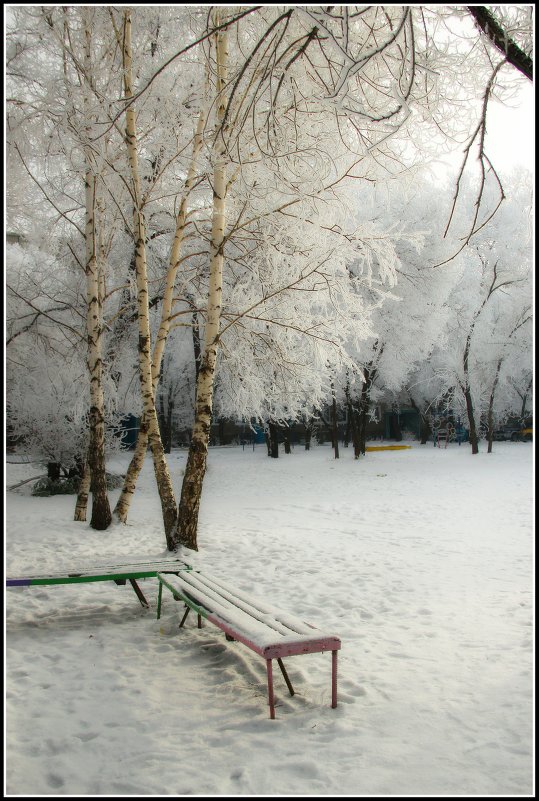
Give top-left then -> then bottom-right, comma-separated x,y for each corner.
119,10 -> 177,544
74,461 -> 91,522
173,11 -> 228,552
82,14 -> 111,531
113,74 -> 208,527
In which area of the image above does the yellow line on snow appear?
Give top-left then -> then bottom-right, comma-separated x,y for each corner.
365,445 -> 412,452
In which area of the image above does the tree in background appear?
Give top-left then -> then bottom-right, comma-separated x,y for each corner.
420,171 -> 533,453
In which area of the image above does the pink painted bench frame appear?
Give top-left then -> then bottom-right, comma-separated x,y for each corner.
157,571 -> 341,719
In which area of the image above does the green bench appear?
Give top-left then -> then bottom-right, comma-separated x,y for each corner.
6,558 -> 190,608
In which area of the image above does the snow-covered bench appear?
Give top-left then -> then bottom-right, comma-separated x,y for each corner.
6,559 -> 189,608
156,570 -> 341,719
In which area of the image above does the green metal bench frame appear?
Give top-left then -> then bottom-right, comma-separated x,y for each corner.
6,559 -> 191,608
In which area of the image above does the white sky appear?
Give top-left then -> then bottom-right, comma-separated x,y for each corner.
426,77 -> 534,185
486,80 -> 534,172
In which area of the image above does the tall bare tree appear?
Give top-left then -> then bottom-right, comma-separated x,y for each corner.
114,76 -> 209,528
117,9 -> 178,544
82,9 -> 111,530
173,8 -> 229,551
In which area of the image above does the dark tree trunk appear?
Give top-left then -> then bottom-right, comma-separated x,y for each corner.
486,358 -> 503,454
331,392 -> 339,459
464,388 -> 480,454
347,400 -> 361,459
343,413 -> 351,447
267,422 -> 279,458
283,428 -> 291,454
462,330 -> 479,454
357,371 -> 373,456
409,395 -> 431,445
358,405 -> 367,455
165,400 -> 173,454
47,462 -> 62,480
519,377 -> 532,420
420,418 -> 432,446
486,410 -> 494,454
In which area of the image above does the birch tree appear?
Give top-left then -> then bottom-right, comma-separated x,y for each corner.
168,3 -> 502,549
6,6 -> 122,527
6,5 -> 533,551
80,10 -> 111,529
113,56 -> 209,527
114,8 -> 179,543
173,8 -> 229,551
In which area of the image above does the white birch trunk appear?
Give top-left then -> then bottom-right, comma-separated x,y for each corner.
82,12 -> 111,531
114,76 -> 208,527
120,10 -> 177,543
174,11 -> 229,551
74,461 -> 91,522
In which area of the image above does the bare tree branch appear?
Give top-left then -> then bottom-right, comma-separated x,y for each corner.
468,6 -> 533,81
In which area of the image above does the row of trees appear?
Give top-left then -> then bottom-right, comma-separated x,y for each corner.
6,6 -> 533,551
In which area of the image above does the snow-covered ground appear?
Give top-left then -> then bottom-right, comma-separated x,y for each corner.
5,441 -> 534,796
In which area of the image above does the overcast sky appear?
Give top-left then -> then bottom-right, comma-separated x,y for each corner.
486,80 -> 534,173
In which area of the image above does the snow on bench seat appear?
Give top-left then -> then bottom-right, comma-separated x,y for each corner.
157,570 -> 341,718
6,558 -> 189,607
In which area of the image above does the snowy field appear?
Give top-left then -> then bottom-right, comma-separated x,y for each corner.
5,441 -> 534,796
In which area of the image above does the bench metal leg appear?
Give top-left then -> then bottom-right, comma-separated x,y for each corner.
156,580 -> 163,619
266,659 -> 276,719
129,579 -> 149,608
331,650 -> 338,708
179,605 -> 190,628
277,658 -> 294,696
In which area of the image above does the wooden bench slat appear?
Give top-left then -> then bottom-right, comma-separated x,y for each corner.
158,571 -> 337,648
6,560 -> 190,608
180,571 -> 320,637
157,569 -> 341,719
166,573 -> 307,640
6,558 -> 188,584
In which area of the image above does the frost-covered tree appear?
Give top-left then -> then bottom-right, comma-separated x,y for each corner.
6,6 -> 209,540
170,4 -> 479,549
6,241 -> 86,470
337,179 -> 460,456
6,6 -> 130,527
423,170 -> 533,453
6,240 -> 133,478
6,5 -> 533,552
